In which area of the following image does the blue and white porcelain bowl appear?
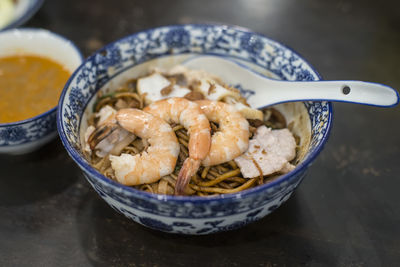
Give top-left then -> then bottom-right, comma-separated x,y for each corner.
0,28 -> 83,154
57,24 -> 333,235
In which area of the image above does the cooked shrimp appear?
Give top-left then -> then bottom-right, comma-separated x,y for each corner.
196,100 -> 250,166
109,108 -> 180,186
143,97 -> 211,195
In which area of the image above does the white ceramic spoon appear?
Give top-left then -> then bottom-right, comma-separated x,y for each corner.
183,55 -> 399,109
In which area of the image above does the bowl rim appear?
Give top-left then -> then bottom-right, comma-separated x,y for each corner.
57,23 -> 333,202
0,0 -> 44,31
0,27 -> 84,128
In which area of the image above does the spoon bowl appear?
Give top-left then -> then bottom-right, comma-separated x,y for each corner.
183,55 -> 399,109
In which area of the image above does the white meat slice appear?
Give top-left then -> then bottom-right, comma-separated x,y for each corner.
96,105 -> 117,125
196,79 -> 239,101
254,126 -> 296,161
83,125 -> 96,154
165,65 -> 221,85
229,100 -> 263,120
168,85 -> 191,98
234,126 -> 297,178
95,128 -> 131,158
91,105 -> 135,158
137,72 -> 190,104
280,162 -> 296,174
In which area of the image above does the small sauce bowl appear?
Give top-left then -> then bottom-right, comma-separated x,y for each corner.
0,28 -> 83,154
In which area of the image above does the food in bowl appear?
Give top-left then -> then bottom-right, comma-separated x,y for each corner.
82,66 -> 305,196
0,0 -> 15,28
0,0 -> 44,30
0,55 -> 71,123
58,24 -> 332,234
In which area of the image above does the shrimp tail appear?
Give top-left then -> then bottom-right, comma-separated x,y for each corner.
175,158 -> 200,195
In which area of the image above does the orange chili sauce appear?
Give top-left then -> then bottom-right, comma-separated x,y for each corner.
0,55 -> 71,123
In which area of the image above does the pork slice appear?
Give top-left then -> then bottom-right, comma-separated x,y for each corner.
255,126 -> 296,161
234,139 -> 288,178
234,126 -> 297,178
280,162 -> 296,174
96,105 -> 117,125
83,125 -> 96,154
137,72 -> 190,104
95,128 -> 131,158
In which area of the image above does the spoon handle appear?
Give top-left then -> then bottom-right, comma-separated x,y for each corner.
254,79 -> 400,109
183,55 -> 399,109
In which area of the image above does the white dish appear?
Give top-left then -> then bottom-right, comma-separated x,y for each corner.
0,0 -> 44,31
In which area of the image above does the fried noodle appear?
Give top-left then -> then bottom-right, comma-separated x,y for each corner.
87,73 -> 296,196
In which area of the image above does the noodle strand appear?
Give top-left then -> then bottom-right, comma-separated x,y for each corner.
190,178 -> 257,194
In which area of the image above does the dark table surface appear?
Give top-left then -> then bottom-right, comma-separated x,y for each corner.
1,0 -> 400,266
